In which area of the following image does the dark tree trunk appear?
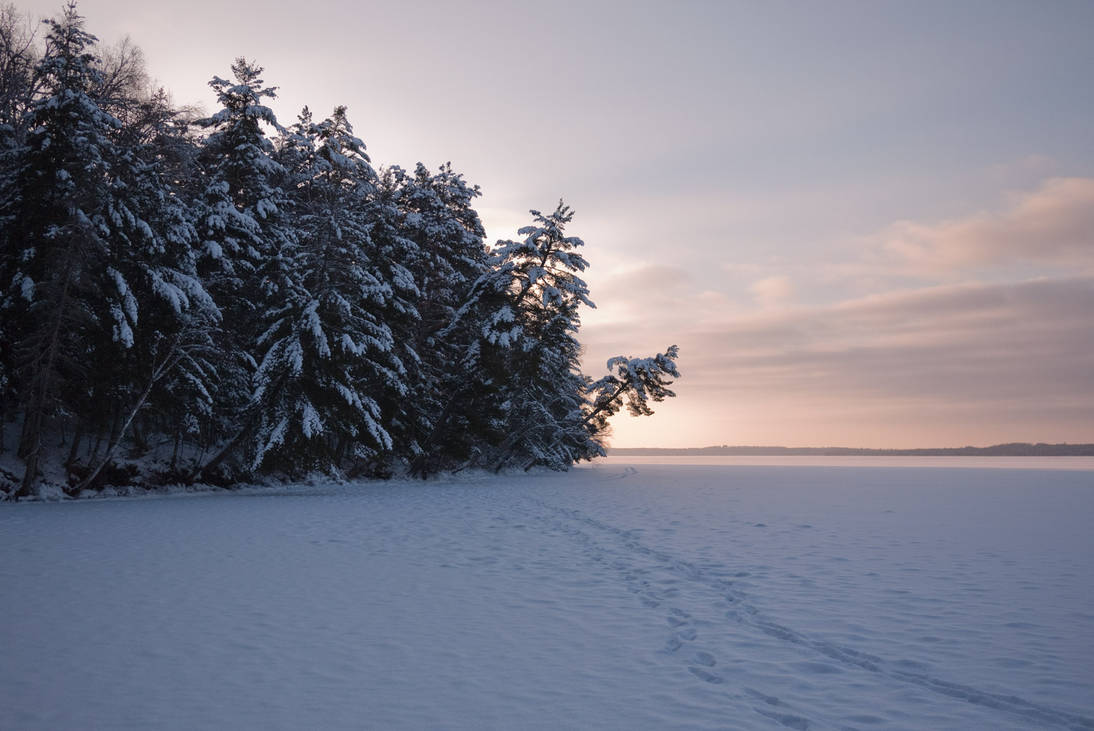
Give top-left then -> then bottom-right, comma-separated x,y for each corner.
17,252 -> 76,498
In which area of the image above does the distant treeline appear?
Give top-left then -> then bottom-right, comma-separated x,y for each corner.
0,4 -> 679,498
610,443 -> 1094,457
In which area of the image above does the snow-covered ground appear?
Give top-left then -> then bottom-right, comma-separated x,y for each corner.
2,462 -> 1092,730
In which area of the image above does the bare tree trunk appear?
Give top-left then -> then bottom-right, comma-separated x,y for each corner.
65,422 -> 84,470
170,427 -> 182,470
130,417 -> 147,457
197,423 -> 251,483
88,427 -> 104,465
73,380 -> 152,493
105,404 -> 122,458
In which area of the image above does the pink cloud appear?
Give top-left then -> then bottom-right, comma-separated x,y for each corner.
584,276 -> 1094,448
879,177 -> 1094,272
749,275 -> 794,308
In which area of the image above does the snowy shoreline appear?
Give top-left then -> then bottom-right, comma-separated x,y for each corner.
6,455 -> 1093,505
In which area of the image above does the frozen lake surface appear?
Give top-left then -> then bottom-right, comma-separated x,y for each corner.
2,462 -> 1092,729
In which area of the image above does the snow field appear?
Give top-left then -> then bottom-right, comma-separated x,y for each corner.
1,463 -> 1092,729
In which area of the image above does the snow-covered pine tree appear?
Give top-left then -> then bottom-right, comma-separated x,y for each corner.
387,162 -> 492,472
1,4 -> 45,463
474,202 -> 600,471
414,253 -> 516,474
0,138 -> 16,453
95,87 -> 218,485
193,58 -> 297,480
438,204 -> 683,472
336,165 -> 423,475
0,6 -> 39,466
244,106 -> 405,475
394,163 -> 488,337
0,3 -> 683,490
113,90 -> 224,477
3,3 -> 216,496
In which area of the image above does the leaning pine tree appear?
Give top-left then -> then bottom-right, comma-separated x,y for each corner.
485,203 -> 598,470
459,202 -> 681,472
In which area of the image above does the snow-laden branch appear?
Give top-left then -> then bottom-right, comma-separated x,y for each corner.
585,345 -> 681,428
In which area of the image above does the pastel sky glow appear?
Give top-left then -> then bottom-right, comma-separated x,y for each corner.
21,0 -> 1094,447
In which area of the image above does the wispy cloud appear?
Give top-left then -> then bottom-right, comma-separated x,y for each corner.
876,177 -> 1094,273
584,276 -> 1094,447
687,277 -> 1093,396
749,276 -> 794,308
580,175 -> 1094,446
582,262 -> 729,333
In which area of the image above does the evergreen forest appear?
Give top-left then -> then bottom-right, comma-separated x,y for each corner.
0,3 -> 679,498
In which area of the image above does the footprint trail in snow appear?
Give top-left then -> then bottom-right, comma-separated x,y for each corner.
524,469 -> 1094,731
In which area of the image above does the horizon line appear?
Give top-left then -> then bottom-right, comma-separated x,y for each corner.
607,442 -> 1094,454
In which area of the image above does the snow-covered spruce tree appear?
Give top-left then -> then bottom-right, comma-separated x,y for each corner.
3,3 -> 216,496
240,106 -> 407,476
192,58 -> 297,480
386,162 -> 492,472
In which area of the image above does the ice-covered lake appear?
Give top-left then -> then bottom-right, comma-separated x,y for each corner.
2,461 -> 1092,729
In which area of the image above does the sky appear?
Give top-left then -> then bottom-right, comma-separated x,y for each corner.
18,0 -> 1094,448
